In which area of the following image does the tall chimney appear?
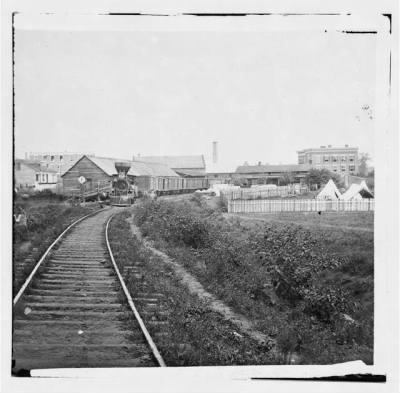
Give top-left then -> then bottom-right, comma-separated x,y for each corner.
212,141 -> 218,164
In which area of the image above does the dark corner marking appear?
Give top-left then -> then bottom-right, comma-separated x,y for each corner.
252,374 -> 387,383
383,14 -> 392,34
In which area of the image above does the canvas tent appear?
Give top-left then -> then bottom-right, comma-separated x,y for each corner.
341,181 -> 374,201
316,179 -> 341,200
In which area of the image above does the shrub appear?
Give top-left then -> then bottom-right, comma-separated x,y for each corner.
134,200 -> 211,249
303,286 -> 349,322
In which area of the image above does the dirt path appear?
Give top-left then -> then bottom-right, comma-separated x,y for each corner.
128,219 -> 275,350
226,213 -> 374,233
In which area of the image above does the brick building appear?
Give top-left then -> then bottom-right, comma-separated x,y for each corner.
26,152 -> 87,175
297,145 -> 359,175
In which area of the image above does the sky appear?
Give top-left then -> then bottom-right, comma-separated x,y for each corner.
14,16 -> 377,172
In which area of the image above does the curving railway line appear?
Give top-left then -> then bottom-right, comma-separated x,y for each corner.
12,207 -> 165,373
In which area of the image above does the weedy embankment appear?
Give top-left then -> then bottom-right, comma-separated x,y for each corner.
130,195 -> 374,365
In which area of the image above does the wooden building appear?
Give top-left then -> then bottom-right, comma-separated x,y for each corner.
61,155 -> 178,197
235,164 -> 312,186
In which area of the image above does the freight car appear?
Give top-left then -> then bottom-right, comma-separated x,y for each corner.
135,176 -> 208,196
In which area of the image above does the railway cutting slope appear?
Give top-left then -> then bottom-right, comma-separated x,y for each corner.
12,208 -> 158,371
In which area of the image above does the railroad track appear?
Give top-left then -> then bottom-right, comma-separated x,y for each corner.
12,207 -> 165,373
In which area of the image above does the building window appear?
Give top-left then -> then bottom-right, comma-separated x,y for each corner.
60,155 -> 63,161
332,156 -> 337,162
36,174 -> 40,181
308,159 -> 312,164
349,165 -> 355,172
324,155 -> 329,162
341,156 -> 347,161
349,155 -> 355,162
43,155 -> 48,160
341,167 -> 346,172
51,155 -> 54,161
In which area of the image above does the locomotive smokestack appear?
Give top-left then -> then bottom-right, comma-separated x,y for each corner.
115,161 -> 131,179
212,141 -> 218,164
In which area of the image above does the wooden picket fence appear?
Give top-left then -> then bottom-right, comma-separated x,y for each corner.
227,198 -> 375,213
221,186 -> 309,201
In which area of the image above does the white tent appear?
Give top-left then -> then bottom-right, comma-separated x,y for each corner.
316,179 -> 341,200
341,181 -> 374,201
359,180 -> 372,193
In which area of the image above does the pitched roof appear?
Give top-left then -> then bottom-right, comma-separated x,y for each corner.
134,161 -> 179,177
138,155 -> 206,170
173,169 -> 206,177
62,155 -> 178,177
236,164 -> 312,174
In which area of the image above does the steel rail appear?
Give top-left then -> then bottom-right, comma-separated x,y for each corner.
105,214 -> 167,367
13,208 -> 106,306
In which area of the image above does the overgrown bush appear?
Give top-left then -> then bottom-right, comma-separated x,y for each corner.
135,200 -> 211,249
248,224 -> 351,320
302,286 -> 348,322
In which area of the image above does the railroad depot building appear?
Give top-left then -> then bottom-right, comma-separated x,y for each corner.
136,155 -> 206,177
61,155 -> 178,198
14,159 -> 59,192
234,164 -> 312,186
297,145 -> 359,175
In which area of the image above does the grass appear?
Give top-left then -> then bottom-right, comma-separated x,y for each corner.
131,195 -> 374,365
239,211 -> 374,229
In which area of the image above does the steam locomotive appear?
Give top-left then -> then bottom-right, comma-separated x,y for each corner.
109,162 -> 136,206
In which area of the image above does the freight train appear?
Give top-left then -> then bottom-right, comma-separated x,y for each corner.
135,176 -> 208,196
109,162 -> 209,206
